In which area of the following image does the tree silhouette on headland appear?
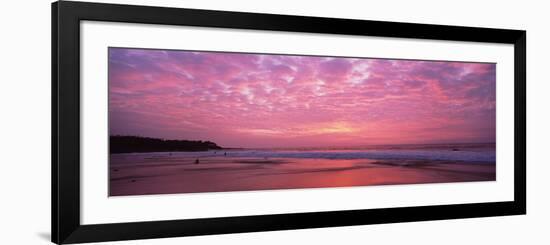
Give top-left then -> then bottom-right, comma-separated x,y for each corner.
110,135 -> 222,154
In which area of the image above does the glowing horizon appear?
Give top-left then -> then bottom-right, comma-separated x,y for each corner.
108,48 -> 496,148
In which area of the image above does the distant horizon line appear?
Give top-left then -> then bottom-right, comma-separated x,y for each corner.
109,135 -> 496,149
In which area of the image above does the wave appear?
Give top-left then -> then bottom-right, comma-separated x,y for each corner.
132,148 -> 496,163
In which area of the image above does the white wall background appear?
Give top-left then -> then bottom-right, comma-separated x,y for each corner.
0,0 -> 548,244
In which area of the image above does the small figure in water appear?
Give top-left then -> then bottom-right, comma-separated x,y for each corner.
195,159 -> 200,164
224,152 -> 227,156
169,152 -> 172,156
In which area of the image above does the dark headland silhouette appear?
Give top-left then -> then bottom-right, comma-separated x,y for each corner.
110,135 -> 222,154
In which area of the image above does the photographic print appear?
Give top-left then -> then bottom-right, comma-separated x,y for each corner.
108,47 -> 496,196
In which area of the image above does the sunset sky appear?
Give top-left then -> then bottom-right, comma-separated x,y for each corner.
108,48 -> 496,148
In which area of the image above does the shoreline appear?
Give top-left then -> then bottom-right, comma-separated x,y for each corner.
109,154 -> 495,196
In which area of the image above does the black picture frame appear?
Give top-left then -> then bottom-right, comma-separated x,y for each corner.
52,1 -> 526,244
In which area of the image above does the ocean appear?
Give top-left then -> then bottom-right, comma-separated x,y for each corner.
109,143 -> 496,196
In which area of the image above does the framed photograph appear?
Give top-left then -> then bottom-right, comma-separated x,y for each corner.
52,1 -> 526,244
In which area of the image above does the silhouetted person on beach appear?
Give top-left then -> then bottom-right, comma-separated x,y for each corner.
224,152 -> 227,156
195,159 -> 200,164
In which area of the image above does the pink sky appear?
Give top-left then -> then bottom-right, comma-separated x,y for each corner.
108,48 -> 496,148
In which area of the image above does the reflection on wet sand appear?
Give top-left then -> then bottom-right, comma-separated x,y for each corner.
109,154 -> 495,196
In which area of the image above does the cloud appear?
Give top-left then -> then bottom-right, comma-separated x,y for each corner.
109,48 -> 496,147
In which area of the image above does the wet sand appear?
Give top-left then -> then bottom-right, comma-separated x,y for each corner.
109,153 -> 495,196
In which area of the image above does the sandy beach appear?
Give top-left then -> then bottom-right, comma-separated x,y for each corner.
109,150 -> 496,196
107,48 -> 498,197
